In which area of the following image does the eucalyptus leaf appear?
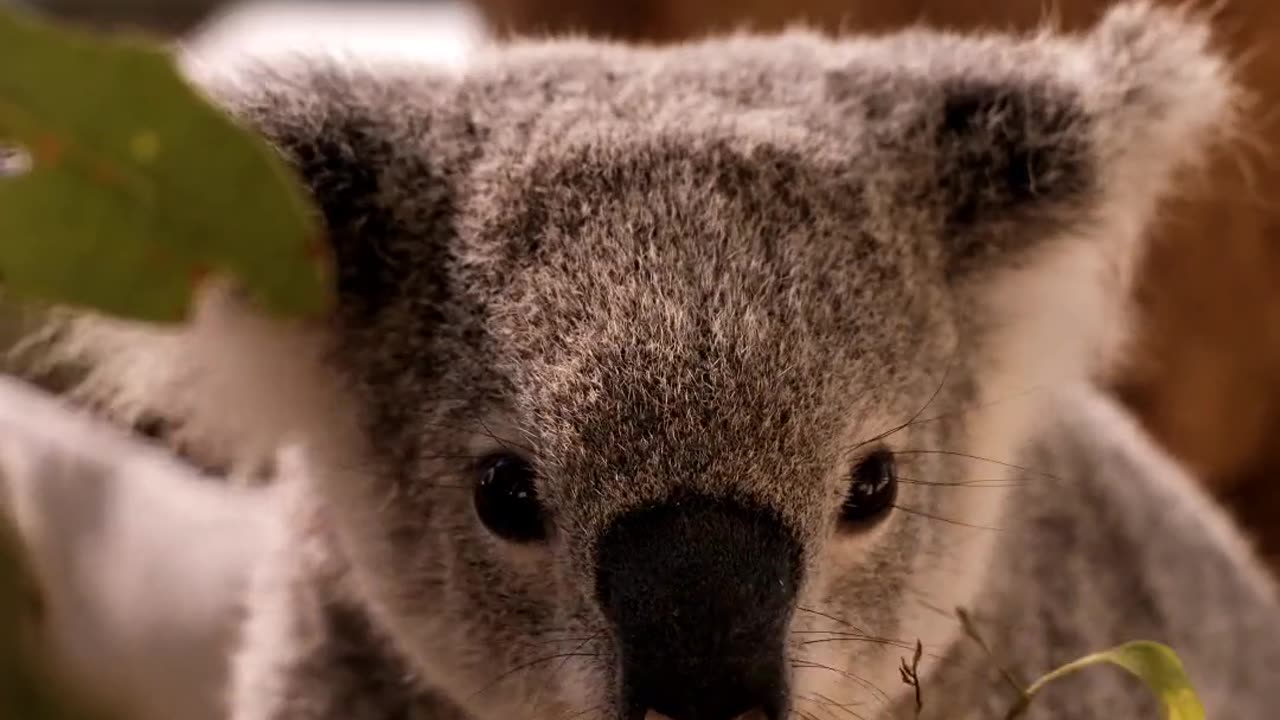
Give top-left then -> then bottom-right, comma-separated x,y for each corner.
1022,641 -> 1205,720
0,6 -> 330,324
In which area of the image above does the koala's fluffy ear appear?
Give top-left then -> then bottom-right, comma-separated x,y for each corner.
846,1 -> 1236,280
201,65 -> 464,322
838,1 -> 1236,406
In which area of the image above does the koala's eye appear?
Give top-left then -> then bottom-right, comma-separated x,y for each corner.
840,448 -> 898,527
474,454 -> 548,543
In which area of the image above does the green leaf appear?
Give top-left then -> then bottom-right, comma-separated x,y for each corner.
1024,641 -> 1206,720
0,7 -> 331,323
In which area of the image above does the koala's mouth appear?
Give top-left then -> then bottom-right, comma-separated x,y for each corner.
595,495 -> 802,720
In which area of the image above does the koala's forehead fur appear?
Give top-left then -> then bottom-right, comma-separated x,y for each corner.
55,4 -> 1236,717
221,28 -> 1096,513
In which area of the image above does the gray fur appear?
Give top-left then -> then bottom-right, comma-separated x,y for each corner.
30,2 -> 1280,719
904,386 -> 1280,719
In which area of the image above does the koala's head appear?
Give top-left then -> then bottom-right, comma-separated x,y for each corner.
176,3 -> 1232,719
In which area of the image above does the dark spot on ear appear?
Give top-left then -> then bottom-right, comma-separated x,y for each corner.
942,91 -> 982,134
278,115 -> 444,318
231,73 -> 463,325
936,80 -> 1093,255
287,112 -> 459,454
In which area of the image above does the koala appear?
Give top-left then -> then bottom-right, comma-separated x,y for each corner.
24,2 -> 1280,720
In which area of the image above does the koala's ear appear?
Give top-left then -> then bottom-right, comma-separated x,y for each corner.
196,63 -> 466,322
849,1 -> 1236,280
830,2 -> 1236,402
924,77 -> 1092,270
259,107 -> 413,318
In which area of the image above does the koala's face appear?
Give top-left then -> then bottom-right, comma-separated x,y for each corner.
221,4 -> 1230,719
410,135 -> 970,719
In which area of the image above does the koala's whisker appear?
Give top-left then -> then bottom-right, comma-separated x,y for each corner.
901,586 -> 992,627
896,475 -> 1026,488
797,634 -> 944,663
789,656 -> 891,704
788,702 -> 829,717
530,631 -> 605,716
891,504 -> 1004,531
846,353 -> 958,454
417,420 -> 538,455
476,415 -> 521,455
908,595 -> 955,622
793,632 -> 922,653
417,453 -> 496,462
789,629 -> 892,638
795,691 -> 870,720
912,383 -> 1050,425
795,604 -> 873,635
891,449 -> 1059,480
843,383 -> 1051,457
518,634 -> 599,648
520,624 -> 606,644
789,707 -> 824,720
466,652 -> 600,701
554,703 -> 606,720
792,700 -> 841,720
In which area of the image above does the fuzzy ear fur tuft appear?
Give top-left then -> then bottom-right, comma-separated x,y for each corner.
930,1 -> 1239,453
834,1 -> 1237,277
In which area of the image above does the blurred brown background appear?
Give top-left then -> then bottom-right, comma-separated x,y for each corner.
22,0 -> 1280,568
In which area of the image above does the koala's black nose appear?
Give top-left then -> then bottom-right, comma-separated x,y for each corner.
596,495 -> 801,720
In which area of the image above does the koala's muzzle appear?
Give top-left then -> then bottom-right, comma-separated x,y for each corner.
595,496 -> 801,720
